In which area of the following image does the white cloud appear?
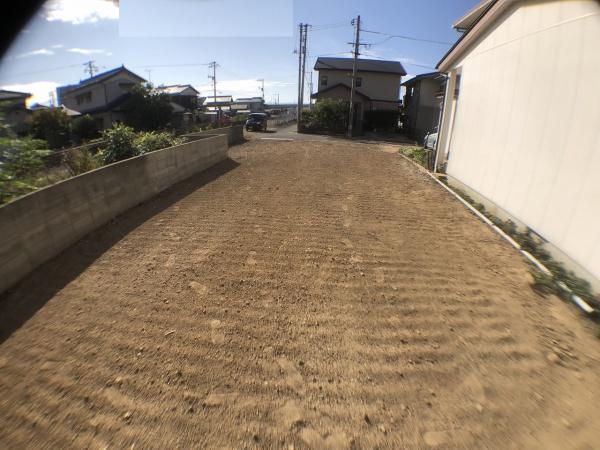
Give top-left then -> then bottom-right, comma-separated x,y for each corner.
16,48 -> 55,58
51,44 -> 64,49
1,81 -> 61,107
43,0 -> 119,24
67,47 -> 108,55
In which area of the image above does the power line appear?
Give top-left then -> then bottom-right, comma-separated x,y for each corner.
362,29 -> 453,46
2,63 -> 84,79
132,62 -> 212,69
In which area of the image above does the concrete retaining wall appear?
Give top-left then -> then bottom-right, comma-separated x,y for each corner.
182,125 -> 244,146
0,133 -> 228,294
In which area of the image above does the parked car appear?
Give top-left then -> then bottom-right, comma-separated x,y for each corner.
245,113 -> 268,132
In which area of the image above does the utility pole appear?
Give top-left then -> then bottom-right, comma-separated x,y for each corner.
296,23 -> 304,130
308,71 -> 313,110
347,15 -> 361,138
145,69 -> 152,83
257,78 -> 265,100
84,60 -> 98,78
208,61 -> 220,124
300,23 -> 308,115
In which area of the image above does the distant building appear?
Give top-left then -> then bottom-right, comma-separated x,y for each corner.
57,65 -> 146,129
402,72 -> 445,141
203,95 -> 233,119
231,97 -> 265,114
155,84 -> 200,126
0,89 -> 31,134
312,57 -> 406,131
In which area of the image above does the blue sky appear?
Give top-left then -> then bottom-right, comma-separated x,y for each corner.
0,0 -> 479,106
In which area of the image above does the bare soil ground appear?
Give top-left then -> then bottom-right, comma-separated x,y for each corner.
1,138 -> 600,449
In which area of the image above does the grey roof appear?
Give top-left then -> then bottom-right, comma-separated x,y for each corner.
401,72 -> 443,86
156,84 -> 200,95
0,89 -> 31,100
314,57 -> 406,75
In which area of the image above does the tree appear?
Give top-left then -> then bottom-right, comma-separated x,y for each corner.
122,83 -> 173,131
71,114 -> 99,142
27,108 -> 71,149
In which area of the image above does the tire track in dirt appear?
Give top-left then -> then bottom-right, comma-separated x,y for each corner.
1,139 -> 599,449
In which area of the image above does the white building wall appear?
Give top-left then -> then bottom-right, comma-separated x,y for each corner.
443,0 -> 600,281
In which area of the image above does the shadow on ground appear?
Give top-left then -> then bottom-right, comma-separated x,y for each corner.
0,158 -> 240,344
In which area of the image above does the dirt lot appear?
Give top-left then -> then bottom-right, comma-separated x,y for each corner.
1,138 -> 600,449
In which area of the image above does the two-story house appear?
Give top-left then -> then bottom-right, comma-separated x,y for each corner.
312,57 -> 406,130
57,65 -> 146,130
402,72 -> 445,141
0,90 -> 31,135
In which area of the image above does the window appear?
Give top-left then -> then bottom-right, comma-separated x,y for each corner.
76,92 -> 92,105
119,82 -> 135,92
454,73 -> 461,99
356,77 -> 362,87
321,75 -> 328,87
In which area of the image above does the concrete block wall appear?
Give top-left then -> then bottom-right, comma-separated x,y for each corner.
0,133 -> 228,294
183,125 -> 244,146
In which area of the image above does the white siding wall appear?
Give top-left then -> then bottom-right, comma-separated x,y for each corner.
444,0 -> 600,281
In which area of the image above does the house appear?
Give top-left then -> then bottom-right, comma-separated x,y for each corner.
155,84 -> 200,126
203,95 -> 233,120
28,103 -> 82,117
231,97 -> 265,114
57,65 -> 146,129
312,57 -> 406,131
401,72 -> 445,141
0,90 -> 31,134
434,0 -> 600,289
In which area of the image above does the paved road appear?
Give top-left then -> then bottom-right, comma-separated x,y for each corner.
249,123 -> 334,142
1,139 -> 599,449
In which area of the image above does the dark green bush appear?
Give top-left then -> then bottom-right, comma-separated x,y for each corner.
123,83 -> 174,131
101,124 -> 137,164
301,99 -> 349,134
134,131 -> 183,155
71,114 -> 99,142
27,108 -> 71,149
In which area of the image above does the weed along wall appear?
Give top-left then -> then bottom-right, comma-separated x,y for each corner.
0,133 -> 228,294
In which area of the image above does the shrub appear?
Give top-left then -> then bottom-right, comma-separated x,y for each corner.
71,114 -> 99,142
301,99 -> 349,134
27,108 -> 71,149
399,146 -> 428,166
101,124 -> 137,164
63,148 -> 102,176
0,137 -> 50,204
134,131 -> 183,155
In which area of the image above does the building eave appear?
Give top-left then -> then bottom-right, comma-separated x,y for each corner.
437,0 -> 515,72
